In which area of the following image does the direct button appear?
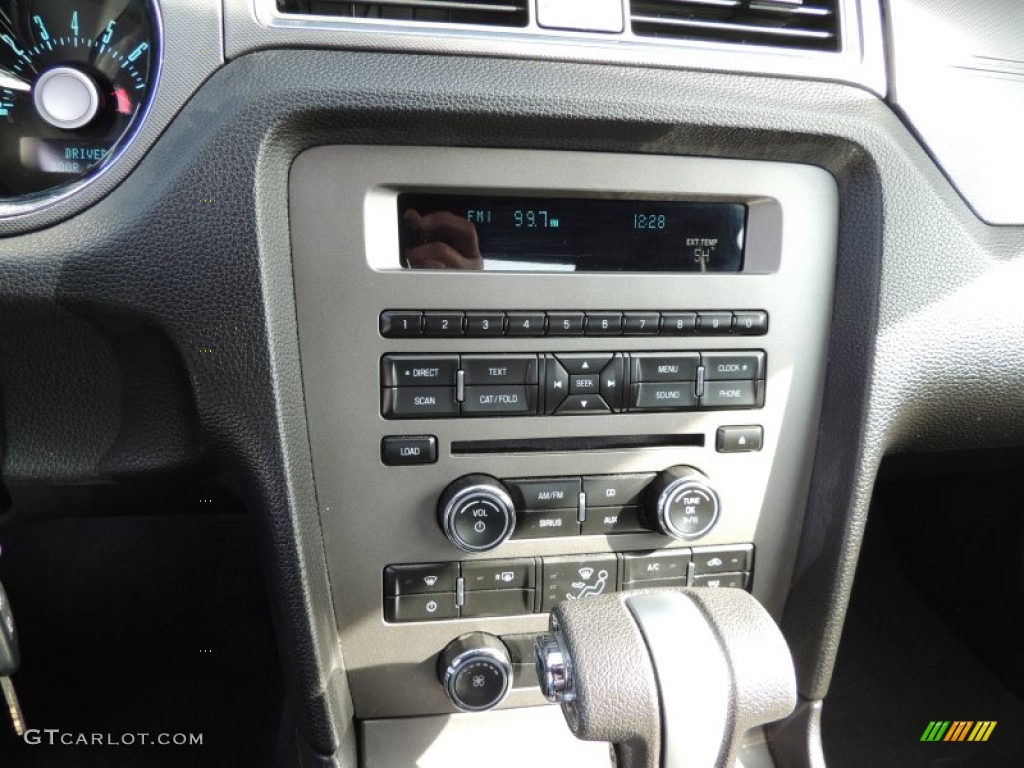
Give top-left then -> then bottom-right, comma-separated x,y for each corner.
701,351 -> 765,381
385,562 -> 459,595
462,355 -> 539,385
382,355 -> 459,387
381,436 -> 438,466
506,477 -> 581,511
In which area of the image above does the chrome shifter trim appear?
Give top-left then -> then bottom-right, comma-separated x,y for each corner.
627,591 -> 732,768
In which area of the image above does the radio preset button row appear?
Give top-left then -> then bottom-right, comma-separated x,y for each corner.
383,544 -> 754,622
382,351 -> 765,419
380,310 -> 768,338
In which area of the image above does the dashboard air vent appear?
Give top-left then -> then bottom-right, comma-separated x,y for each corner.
277,0 -> 528,28
630,0 -> 840,52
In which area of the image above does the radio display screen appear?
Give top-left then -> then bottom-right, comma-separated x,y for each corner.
397,194 -> 746,273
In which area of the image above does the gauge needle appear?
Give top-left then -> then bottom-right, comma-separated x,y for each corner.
0,69 -> 31,93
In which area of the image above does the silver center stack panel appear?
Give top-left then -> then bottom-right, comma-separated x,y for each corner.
288,147 -> 838,718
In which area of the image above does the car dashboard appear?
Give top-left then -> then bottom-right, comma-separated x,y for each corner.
0,1 -> 1022,767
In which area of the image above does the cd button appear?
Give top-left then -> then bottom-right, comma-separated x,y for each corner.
583,473 -> 655,507
381,354 -> 459,387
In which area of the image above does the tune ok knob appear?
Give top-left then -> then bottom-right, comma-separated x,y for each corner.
644,466 -> 721,540
438,474 -> 516,552
438,632 -> 513,712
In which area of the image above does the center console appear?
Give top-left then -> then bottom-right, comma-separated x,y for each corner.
288,147 -> 838,719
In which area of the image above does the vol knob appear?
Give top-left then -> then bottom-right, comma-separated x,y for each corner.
643,466 -> 721,540
437,474 -> 516,553
438,632 -> 513,712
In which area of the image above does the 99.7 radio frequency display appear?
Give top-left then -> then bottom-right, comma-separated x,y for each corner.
397,193 -> 747,272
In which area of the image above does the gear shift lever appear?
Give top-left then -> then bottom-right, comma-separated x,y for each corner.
534,588 -> 796,768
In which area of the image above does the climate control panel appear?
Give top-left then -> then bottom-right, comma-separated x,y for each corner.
385,545 -> 754,623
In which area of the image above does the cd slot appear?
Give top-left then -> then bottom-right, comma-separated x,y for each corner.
451,434 -> 704,456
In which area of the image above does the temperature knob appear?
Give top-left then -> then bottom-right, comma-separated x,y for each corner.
438,475 -> 516,552
643,466 -> 721,540
438,633 -> 513,712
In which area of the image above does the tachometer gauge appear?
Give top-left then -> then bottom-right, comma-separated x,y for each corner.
0,0 -> 160,205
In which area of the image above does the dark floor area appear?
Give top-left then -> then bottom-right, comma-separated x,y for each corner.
822,452 -> 1024,768
0,497 -> 284,767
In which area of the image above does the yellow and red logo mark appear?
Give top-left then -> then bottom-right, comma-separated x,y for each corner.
921,721 -> 997,742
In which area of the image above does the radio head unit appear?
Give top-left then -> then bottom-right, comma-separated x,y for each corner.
397,193 -> 747,273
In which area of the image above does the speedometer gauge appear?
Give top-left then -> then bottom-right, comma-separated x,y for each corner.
0,0 -> 160,205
